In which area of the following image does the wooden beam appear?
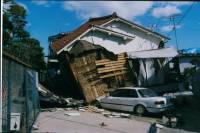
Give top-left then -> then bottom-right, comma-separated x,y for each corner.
100,71 -> 127,79
96,60 -> 126,66
117,57 -> 126,60
95,59 -> 111,64
97,67 -> 127,73
105,62 -> 125,67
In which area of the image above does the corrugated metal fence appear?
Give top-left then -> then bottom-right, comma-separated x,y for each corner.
2,52 -> 40,132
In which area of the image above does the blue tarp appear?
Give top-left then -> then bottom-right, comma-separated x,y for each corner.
182,48 -> 200,54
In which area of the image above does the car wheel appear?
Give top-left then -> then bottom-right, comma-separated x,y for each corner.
134,105 -> 146,116
94,100 -> 102,108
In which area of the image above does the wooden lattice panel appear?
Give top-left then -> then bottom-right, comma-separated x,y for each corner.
95,53 -> 127,79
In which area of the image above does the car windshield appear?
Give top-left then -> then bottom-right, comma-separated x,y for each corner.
138,89 -> 158,97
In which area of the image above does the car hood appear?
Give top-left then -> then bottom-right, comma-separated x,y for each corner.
145,96 -> 167,103
146,96 -> 173,105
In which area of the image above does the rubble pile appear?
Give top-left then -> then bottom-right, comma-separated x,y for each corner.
38,84 -> 85,108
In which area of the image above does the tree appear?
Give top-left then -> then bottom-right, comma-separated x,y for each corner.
8,3 -> 28,41
3,0 -> 46,70
3,0 -> 14,46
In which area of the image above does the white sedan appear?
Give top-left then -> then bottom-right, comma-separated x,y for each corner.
97,87 -> 173,115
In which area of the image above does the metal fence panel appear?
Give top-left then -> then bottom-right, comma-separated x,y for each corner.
2,54 -> 40,132
2,58 -> 9,132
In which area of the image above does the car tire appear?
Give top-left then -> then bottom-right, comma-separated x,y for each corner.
94,100 -> 102,108
134,105 -> 146,116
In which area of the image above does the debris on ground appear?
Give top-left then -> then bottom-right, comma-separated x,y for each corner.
38,84 -> 85,108
158,114 -> 179,128
78,107 -> 86,112
79,105 -> 131,119
103,112 -> 131,118
84,106 -> 105,113
148,123 -> 157,133
41,108 -> 58,112
99,122 -> 107,127
64,112 -> 80,116
64,98 -> 84,107
120,113 -> 131,118
38,84 -> 68,108
155,123 -> 164,129
32,124 -> 39,130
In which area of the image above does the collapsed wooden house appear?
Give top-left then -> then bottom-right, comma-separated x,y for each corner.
47,12 -> 176,103
58,40 -> 132,103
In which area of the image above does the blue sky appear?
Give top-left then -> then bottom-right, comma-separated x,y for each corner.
14,1 -> 200,55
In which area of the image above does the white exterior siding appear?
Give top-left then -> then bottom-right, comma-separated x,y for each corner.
81,21 -> 161,54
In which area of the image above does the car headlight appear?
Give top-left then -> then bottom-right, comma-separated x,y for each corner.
155,101 -> 165,105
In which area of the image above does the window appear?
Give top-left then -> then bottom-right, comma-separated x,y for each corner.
138,89 -> 158,97
128,90 -> 138,98
111,89 -> 122,97
111,89 -> 138,98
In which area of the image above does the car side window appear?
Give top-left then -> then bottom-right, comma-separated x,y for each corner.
111,89 -> 138,98
129,90 -> 138,98
111,90 -> 122,97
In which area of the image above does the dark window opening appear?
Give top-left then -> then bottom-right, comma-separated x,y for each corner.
111,89 -> 138,98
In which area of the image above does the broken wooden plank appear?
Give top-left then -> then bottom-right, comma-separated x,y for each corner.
97,67 -> 127,73
117,57 -> 126,59
105,62 -> 125,67
100,71 -> 127,79
96,60 -> 126,66
95,59 -> 110,64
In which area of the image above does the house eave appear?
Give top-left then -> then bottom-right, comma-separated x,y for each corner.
92,25 -> 135,39
57,25 -> 135,55
101,18 -> 169,41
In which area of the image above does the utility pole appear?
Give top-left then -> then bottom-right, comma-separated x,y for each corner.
169,15 -> 181,87
169,15 -> 179,50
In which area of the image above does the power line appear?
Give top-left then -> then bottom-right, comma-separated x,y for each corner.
177,2 -> 196,25
167,2 -> 196,38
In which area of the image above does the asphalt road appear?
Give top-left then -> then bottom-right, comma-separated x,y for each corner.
32,108 -> 196,133
32,109 -> 151,133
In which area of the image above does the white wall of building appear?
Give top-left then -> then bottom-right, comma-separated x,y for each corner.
81,21 -> 161,54
180,57 -> 196,73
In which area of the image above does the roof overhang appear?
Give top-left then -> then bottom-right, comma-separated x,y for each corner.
92,25 -> 135,40
101,18 -> 169,41
57,28 -> 92,54
127,47 -> 178,59
57,25 -> 135,54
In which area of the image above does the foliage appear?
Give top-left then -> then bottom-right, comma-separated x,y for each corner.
184,67 -> 196,79
190,58 -> 200,67
3,0 -> 46,70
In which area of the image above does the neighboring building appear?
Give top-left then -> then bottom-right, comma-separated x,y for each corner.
179,48 -> 200,74
178,48 -> 200,97
47,12 -> 177,102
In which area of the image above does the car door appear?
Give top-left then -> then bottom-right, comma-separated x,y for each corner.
100,89 -> 123,111
118,89 -> 139,112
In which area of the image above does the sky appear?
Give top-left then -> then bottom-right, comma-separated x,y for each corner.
13,1 -> 200,55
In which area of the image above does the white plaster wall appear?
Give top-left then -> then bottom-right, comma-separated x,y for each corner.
137,59 -> 165,86
180,58 -> 195,73
81,21 -> 161,54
